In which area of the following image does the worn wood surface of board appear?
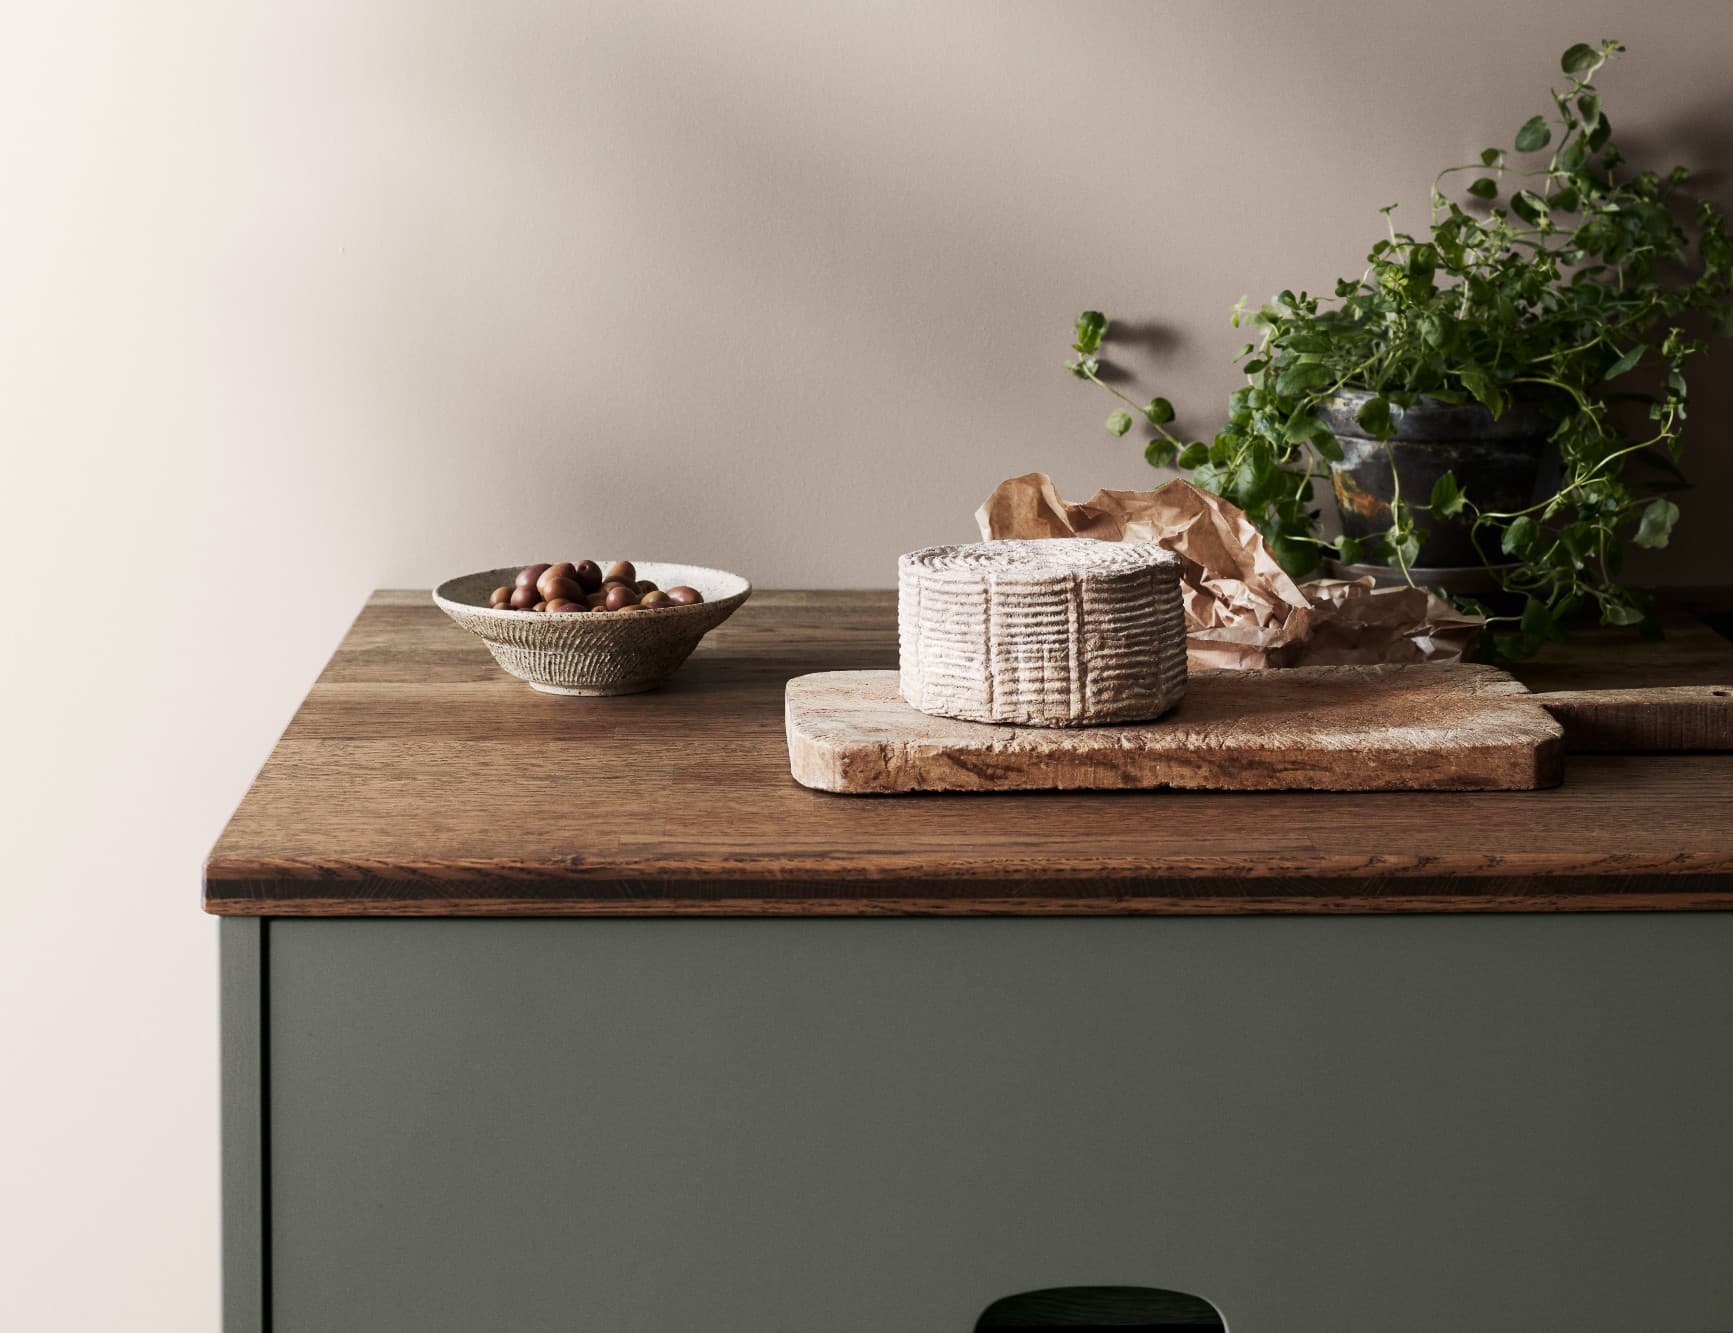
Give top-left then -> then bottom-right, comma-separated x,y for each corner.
787,666 -> 1563,794
1519,601 -> 1733,750
1540,684 -> 1733,751
204,589 -> 1733,916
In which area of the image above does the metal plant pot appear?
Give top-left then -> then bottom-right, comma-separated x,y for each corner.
1317,389 -> 1555,581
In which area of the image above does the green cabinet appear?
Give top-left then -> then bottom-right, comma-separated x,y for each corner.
224,914 -> 1733,1333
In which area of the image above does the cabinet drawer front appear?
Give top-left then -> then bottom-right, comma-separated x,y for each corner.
257,916 -> 1733,1333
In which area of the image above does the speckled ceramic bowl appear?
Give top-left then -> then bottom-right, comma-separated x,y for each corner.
433,562 -> 751,695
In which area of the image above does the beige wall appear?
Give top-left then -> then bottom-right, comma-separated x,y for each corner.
4,2 -> 1730,1326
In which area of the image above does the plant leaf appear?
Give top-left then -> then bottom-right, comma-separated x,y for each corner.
1233,457 -> 1263,506
1105,410 -> 1134,437
1354,395 -> 1394,438
1457,369 -> 1506,417
1144,396 -> 1175,426
1467,177 -> 1499,200
1511,190 -> 1548,225
1602,344 -> 1646,380
1176,440 -> 1210,469
1429,471 -> 1467,517
1501,515 -> 1538,557
1561,42 -> 1599,76
1633,497 -> 1680,548
1275,361 -> 1334,397
1308,421 -> 1345,462
1073,310 -> 1108,355
1144,438 -> 1177,467
1480,147 -> 1503,167
1266,533 -> 1319,580
1515,115 -> 1552,152
1335,536 -> 1363,565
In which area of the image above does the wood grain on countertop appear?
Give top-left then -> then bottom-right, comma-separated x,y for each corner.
204,590 -> 1733,915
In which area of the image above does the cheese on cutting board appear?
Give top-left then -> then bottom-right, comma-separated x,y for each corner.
897,538 -> 1186,727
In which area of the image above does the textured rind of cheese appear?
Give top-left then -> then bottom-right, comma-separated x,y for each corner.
898,538 -> 1187,726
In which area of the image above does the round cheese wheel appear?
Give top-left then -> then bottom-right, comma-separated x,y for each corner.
898,538 -> 1186,726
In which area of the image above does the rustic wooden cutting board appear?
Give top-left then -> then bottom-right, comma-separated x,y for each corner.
1511,606 -> 1733,751
786,665 -> 1566,794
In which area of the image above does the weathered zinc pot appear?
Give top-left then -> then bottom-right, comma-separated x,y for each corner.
1317,388 -> 1555,573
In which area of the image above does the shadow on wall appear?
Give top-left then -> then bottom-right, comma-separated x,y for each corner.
977,1285 -> 1227,1331
1091,321 -> 1185,386
1618,94 -> 1733,585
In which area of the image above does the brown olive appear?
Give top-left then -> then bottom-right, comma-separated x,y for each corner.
509,584 -> 541,610
517,563 -> 551,589
532,600 -> 548,612
539,576 -> 583,604
639,590 -> 673,608
616,603 -> 650,613
633,579 -> 659,595
537,562 -> 579,599
584,591 -> 608,608
603,560 -> 636,585
488,585 -> 513,607
665,585 -> 704,605
604,584 -> 641,611
573,560 -> 603,593
546,598 -> 588,613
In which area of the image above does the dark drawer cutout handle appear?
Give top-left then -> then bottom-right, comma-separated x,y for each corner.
978,1284 -> 1226,1331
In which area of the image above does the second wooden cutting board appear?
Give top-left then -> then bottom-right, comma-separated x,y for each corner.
786,664 -> 1565,794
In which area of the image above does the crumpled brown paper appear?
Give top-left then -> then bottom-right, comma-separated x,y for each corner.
975,473 -> 1481,669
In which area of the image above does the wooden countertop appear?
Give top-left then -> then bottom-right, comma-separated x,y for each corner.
204,590 -> 1733,916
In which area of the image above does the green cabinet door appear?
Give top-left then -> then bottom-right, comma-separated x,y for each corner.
226,915 -> 1733,1333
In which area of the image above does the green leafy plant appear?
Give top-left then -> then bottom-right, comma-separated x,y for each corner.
1068,40 -> 1733,654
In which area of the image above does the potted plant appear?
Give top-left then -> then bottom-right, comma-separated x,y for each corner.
1069,40 -> 1733,655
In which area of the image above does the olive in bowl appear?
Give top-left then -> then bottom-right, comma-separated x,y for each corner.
433,561 -> 749,696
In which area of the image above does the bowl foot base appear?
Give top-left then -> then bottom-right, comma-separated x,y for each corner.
526,680 -> 658,696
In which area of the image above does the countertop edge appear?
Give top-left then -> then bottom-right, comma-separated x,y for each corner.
203,868 -> 1733,917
